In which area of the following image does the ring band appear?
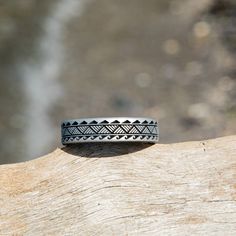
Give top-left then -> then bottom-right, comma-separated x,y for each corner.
61,117 -> 159,144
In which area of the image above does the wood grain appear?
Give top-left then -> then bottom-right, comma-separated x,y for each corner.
0,136 -> 236,235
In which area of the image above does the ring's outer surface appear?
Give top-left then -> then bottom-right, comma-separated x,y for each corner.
61,117 -> 159,144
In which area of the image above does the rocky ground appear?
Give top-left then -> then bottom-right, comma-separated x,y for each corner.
0,0 -> 235,163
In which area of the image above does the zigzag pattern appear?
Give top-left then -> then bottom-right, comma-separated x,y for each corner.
61,119 -> 159,144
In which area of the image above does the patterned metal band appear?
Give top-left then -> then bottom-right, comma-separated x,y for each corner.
61,117 -> 159,144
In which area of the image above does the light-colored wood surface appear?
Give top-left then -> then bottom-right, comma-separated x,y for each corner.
0,136 -> 236,235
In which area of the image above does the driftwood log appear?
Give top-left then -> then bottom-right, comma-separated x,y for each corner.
0,136 -> 236,235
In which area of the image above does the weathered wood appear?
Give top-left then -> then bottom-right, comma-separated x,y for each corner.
0,136 -> 236,235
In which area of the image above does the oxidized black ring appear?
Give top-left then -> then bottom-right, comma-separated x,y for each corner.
61,117 -> 159,144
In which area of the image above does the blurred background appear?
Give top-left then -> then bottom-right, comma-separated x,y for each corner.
0,0 -> 235,164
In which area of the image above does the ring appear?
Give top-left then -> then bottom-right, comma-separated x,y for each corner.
61,117 -> 159,144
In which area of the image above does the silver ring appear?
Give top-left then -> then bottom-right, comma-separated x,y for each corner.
61,117 -> 159,144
